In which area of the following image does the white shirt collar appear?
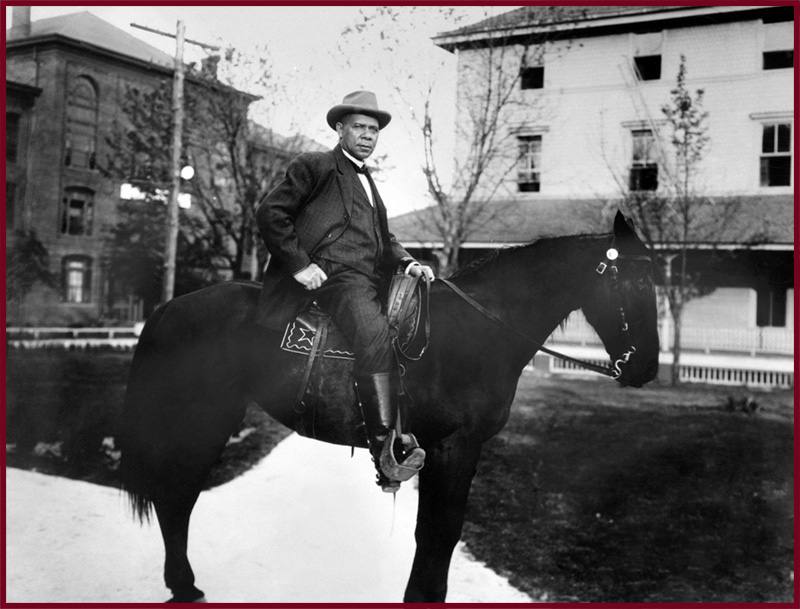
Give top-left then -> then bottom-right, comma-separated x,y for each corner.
341,148 -> 365,169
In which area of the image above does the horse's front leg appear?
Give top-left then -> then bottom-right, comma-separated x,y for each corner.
403,433 -> 483,603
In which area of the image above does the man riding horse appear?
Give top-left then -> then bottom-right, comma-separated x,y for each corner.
255,90 -> 435,492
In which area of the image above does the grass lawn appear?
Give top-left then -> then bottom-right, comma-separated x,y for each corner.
5,349 -> 291,488
462,369 -> 794,603
5,350 -> 794,603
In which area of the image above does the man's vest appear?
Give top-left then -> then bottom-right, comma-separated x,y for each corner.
316,171 -> 384,276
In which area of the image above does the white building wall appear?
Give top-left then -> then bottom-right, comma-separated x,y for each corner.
449,9 -> 794,361
455,14 -> 795,199
682,287 -> 755,328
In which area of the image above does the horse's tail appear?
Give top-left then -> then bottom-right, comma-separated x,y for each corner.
119,303 -> 170,524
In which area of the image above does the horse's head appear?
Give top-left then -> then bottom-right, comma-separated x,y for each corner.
581,211 -> 660,388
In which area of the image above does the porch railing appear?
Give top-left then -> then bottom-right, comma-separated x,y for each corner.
6,326 -> 141,350
548,314 -> 793,357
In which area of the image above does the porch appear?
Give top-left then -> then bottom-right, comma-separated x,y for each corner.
541,314 -> 794,389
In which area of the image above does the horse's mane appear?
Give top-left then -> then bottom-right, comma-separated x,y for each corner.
449,232 -> 607,280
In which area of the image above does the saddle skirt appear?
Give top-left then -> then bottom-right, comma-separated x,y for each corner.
281,307 -> 356,360
279,272 -> 427,362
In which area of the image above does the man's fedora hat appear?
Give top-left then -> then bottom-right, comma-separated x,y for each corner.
326,90 -> 392,130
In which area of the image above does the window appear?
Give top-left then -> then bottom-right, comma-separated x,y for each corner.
7,112 -> 20,163
756,288 -> 786,327
517,135 -> 542,192
763,50 -> 793,70
65,76 -> 98,169
633,55 -> 661,81
630,129 -> 658,191
633,32 -> 662,81
62,256 -> 92,303
6,182 -> 16,229
520,66 -> 544,90
763,21 -> 793,70
760,123 -> 792,187
60,187 -> 94,235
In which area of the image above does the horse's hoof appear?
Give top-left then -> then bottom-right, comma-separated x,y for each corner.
166,587 -> 207,603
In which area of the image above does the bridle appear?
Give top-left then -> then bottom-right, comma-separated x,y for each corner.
439,243 -> 652,381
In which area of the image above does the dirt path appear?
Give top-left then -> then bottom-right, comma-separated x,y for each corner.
5,433 -> 533,604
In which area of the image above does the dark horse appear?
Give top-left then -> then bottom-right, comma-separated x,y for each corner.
121,211 -> 659,603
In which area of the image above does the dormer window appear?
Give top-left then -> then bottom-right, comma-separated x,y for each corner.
632,32 -> 663,81
520,66 -> 544,90
763,22 -> 793,70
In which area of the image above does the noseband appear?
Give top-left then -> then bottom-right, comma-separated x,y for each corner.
440,245 -> 652,380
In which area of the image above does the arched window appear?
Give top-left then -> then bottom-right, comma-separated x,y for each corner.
65,76 -> 98,169
62,255 -> 93,303
61,186 -> 94,236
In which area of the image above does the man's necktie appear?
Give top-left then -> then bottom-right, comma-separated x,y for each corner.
352,162 -> 377,206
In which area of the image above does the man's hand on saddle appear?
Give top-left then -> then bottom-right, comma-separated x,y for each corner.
406,262 -> 435,282
294,263 -> 328,291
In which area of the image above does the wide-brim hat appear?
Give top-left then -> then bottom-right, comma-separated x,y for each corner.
326,90 -> 392,130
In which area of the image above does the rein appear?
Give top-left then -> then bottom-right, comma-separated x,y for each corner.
439,247 -> 651,380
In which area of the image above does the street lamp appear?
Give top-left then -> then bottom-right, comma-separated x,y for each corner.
119,165 -> 194,209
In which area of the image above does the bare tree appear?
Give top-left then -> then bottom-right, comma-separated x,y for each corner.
104,45 -> 314,292
184,46 -> 317,280
338,6 -> 580,275
622,56 -> 757,384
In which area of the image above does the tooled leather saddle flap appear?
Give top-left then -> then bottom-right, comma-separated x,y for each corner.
279,273 -> 428,362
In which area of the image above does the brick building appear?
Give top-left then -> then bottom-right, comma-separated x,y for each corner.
5,8 -> 306,326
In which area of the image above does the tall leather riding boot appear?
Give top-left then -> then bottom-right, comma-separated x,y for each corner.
356,373 -> 425,493
357,373 -> 398,491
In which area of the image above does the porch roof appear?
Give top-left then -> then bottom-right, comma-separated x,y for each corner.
389,195 -> 794,250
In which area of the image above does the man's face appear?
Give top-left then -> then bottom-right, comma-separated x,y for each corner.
337,113 -> 380,161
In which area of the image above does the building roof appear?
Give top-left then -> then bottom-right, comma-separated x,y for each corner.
390,195 -> 794,250
6,11 -> 175,69
433,5 -> 789,50
439,5 -> 677,38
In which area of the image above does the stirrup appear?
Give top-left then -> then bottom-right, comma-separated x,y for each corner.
379,429 -> 425,482
376,473 -> 401,494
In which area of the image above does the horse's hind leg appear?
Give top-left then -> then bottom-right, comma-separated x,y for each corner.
154,485 -> 205,603
404,434 -> 483,602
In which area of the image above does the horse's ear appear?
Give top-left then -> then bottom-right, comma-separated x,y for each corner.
613,210 -> 637,241
614,210 -> 629,232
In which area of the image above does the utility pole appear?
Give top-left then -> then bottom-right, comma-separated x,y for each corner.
130,20 -> 219,303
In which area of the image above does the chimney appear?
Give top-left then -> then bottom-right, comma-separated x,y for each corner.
12,6 -> 31,36
201,55 -> 220,80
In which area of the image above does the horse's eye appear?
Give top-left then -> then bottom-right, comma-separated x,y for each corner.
633,278 -> 651,295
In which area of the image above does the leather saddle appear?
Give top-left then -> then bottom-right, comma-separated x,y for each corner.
280,273 -> 430,440
280,273 -> 429,364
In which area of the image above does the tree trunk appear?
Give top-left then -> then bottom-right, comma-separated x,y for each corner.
670,309 -> 682,386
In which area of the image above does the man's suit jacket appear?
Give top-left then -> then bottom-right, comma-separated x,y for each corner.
255,145 -> 413,330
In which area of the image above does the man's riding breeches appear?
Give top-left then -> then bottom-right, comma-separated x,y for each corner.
313,262 -> 392,377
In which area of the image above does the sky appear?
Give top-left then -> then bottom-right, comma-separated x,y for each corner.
5,4 -> 519,216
